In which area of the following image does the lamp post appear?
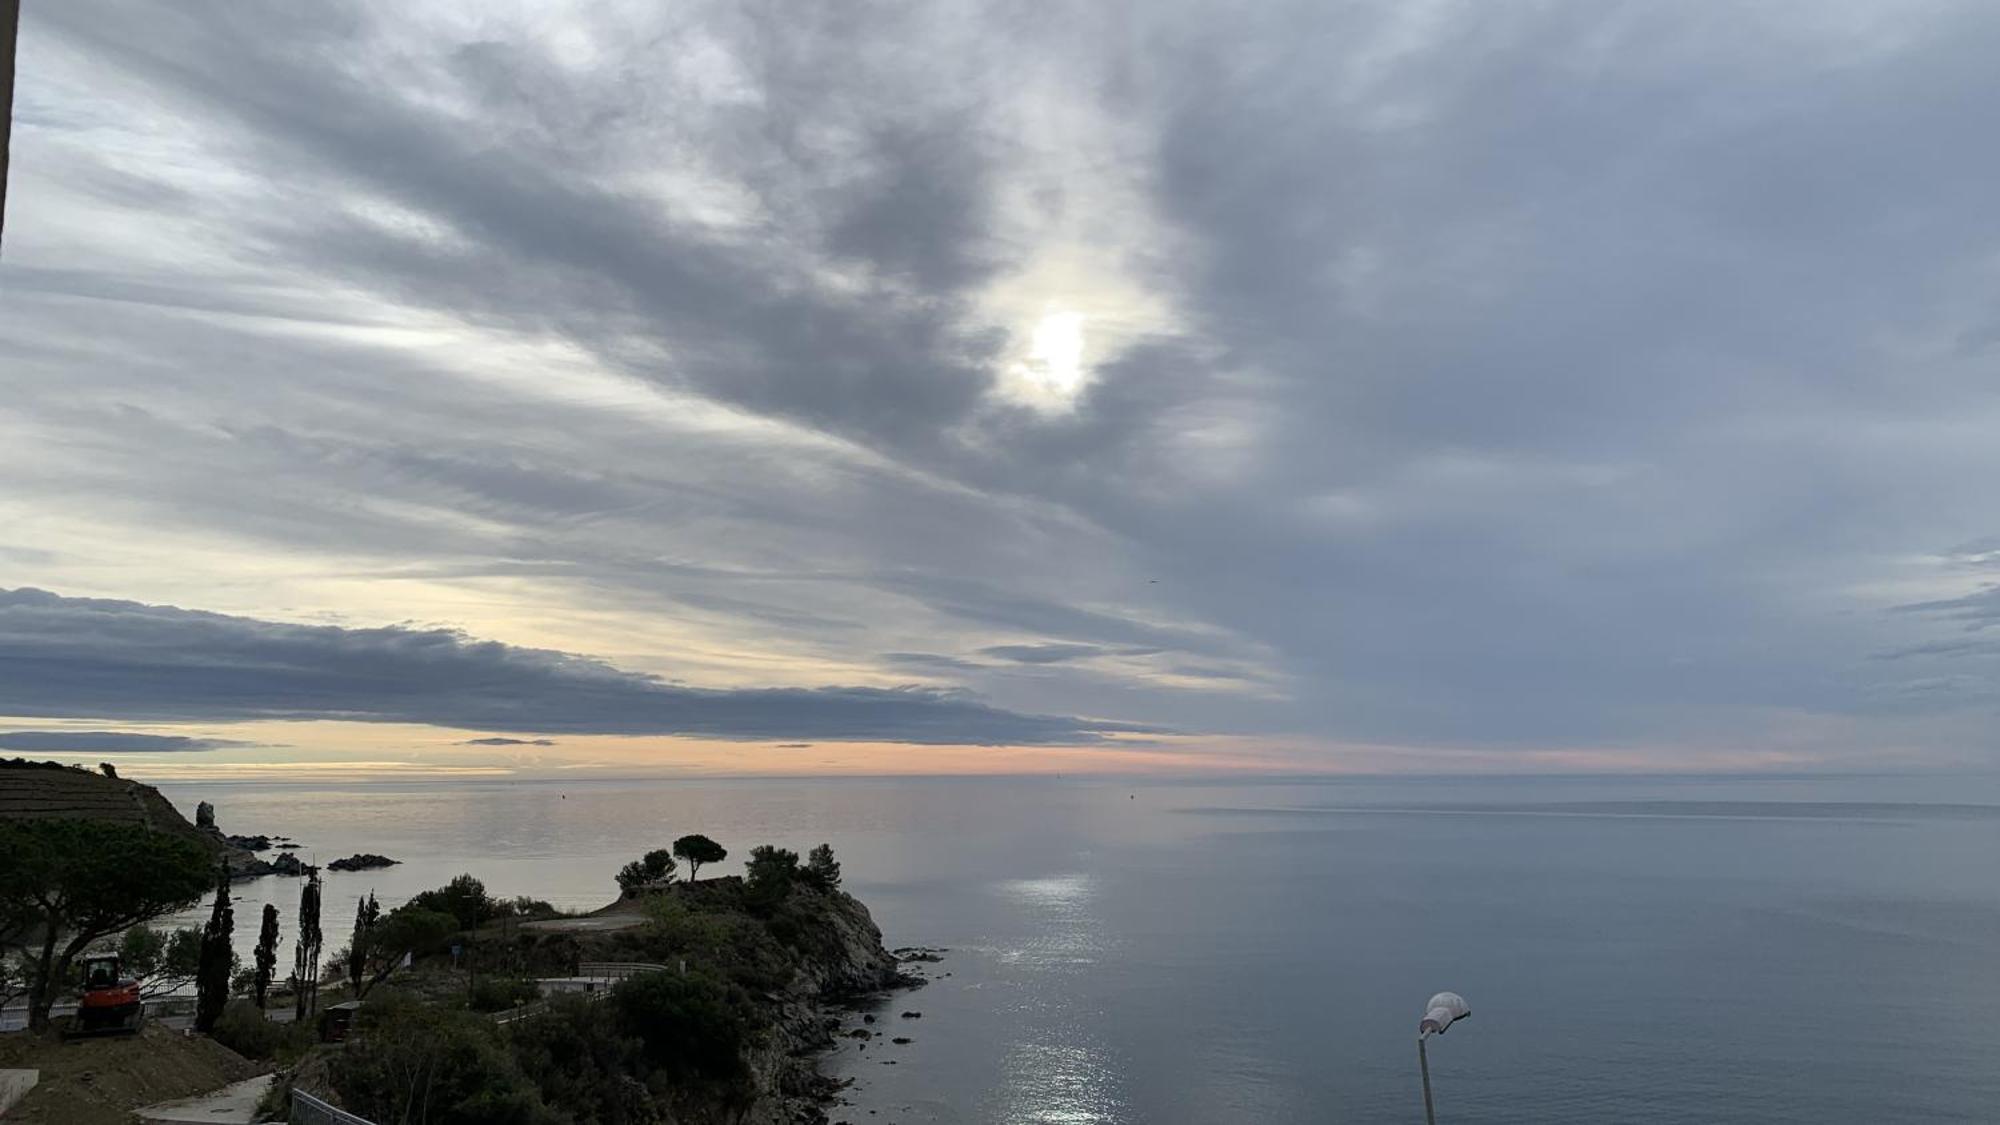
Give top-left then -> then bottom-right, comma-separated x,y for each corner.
1417,991 -> 1470,1125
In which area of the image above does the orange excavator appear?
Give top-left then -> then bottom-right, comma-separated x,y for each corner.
71,953 -> 146,1036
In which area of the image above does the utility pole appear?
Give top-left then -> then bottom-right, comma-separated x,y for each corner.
1,0 -> 20,252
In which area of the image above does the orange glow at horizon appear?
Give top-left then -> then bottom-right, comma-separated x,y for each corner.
0,717 -> 1909,784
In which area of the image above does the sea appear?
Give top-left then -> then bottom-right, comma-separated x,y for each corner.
156,773 -> 2000,1124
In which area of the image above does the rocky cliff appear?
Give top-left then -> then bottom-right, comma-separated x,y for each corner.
735,887 -> 912,1125
289,871 -> 916,1125
581,877 -> 915,1125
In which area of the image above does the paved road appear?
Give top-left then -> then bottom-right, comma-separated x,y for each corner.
520,913 -> 645,933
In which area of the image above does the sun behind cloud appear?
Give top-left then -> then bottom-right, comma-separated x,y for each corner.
1004,307 -> 1089,409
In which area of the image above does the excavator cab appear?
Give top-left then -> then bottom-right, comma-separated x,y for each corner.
72,953 -> 145,1036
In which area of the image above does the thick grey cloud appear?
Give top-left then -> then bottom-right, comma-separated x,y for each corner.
0,589 -> 1134,745
459,737 -> 557,747
5,1 -> 2000,763
0,730 -> 247,753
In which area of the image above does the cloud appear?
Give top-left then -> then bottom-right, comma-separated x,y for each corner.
980,643 -> 1109,665
1892,586 -> 2000,631
458,737 -> 557,747
6,0 -> 2000,766
881,652 -> 983,672
0,588 -> 1130,745
0,730 -> 247,753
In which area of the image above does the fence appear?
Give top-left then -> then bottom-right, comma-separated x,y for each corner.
578,961 -> 671,980
290,1089 -> 376,1125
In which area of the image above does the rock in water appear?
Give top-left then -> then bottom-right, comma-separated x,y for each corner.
328,853 -> 399,872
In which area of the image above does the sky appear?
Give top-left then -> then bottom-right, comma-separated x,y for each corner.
3,0 -> 1998,778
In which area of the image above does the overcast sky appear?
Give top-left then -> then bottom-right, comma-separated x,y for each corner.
3,1 -> 1998,776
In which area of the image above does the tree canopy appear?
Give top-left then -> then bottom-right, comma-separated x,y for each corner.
615,848 -> 677,895
743,845 -> 799,908
348,901 -> 458,999
672,835 -> 727,881
118,923 -> 203,999
406,874 -> 497,931
803,844 -> 841,892
0,818 -> 214,1030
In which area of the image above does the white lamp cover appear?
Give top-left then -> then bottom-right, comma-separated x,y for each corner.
1420,991 -> 1470,1034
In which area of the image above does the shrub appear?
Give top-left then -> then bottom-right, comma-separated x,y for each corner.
210,998 -> 314,1062
505,994 -> 658,1124
630,898 -> 788,996
639,895 -> 731,954
610,970 -> 756,1091
469,976 -> 542,1014
332,1001 -> 559,1125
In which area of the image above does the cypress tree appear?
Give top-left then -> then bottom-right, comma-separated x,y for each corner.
193,857 -> 233,1033
293,866 -> 322,1022
347,892 -> 379,998
252,903 -> 281,1009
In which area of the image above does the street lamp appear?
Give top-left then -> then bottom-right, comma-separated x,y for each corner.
1417,991 -> 1470,1125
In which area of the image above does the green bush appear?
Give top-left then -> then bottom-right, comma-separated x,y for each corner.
626,893 -> 788,995
639,895 -> 732,953
469,976 -> 542,1013
505,994 -> 659,1124
610,969 -> 756,1091
332,1001 -> 560,1125
210,999 -> 314,1062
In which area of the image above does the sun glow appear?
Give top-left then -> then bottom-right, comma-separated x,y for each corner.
1004,308 -> 1089,410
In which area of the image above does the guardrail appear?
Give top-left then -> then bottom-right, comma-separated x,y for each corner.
0,995 -> 198,1033
578,962 -> 671,979
291,1089 -> 376,1125
491,999 -> 553,1026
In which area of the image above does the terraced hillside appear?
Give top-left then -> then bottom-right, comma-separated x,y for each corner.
0,759 -> 238,864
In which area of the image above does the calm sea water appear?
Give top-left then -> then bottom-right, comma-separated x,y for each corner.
159,774 -> 2000,1124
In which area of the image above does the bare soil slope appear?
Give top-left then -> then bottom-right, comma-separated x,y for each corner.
0,1024 -> 261,1125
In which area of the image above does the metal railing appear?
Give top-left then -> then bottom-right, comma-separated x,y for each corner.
290,1089 -> 376,1125
578,961 -> 670,980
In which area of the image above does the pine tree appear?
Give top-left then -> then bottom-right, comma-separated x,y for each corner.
252,903 -> 280,1009
805,843 -> 842,891
672,834 -> 727,881
193,857 -> 233,1033
293,866 -> 322,1022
